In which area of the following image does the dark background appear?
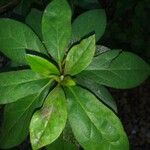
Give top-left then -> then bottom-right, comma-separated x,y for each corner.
0,0 -> 150,149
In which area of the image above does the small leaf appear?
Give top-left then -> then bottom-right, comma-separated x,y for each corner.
0,70 -> 49,104
65,86 -> 129,150
42,0 -> 72,65
76,78 -> 117,113
62,76 -> 76,87
71,9 -> 106,43
65,35 -> 95,75
78,50 -> 150,89
26,54 -> 59,76
30,86 -> 67,150
26,8 -> 43,39
0,18 -> 46,65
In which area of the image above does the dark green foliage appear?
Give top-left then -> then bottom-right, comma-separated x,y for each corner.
0,0 -> 149,150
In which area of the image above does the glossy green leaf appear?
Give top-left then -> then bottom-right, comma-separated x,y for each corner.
42,0 -> 72,65
72,9 -> 106,43
0,81 -> 52,149
0,70 -> 49,104
26,54 -> 59,76
30,86 -> 67,150
26,8 -> 43,39
76,78 -> 117,113
0,19 -> 46,65
65,86 -> 129,150
65,35 -> 95,75
78,50 -> 150,89
46,136 -> 77,150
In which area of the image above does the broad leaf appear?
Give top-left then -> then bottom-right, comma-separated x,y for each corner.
0,70 -> 49,104
42,0 -> 72,65
26,54 -> 59,76
46,136 -> 77,150
0,81 -> 52,149
30,86 -> 67,150
72,9 -> 106,43
26,8 -> 43,39
65,86 -> 129,150
76,78 -> 117,113
65,35 -> 95,75
0,19 -> 45,65
78,50 -> 150,89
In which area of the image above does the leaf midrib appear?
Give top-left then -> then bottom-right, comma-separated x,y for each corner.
69,87 -> 121,145
69,38 -> 94,73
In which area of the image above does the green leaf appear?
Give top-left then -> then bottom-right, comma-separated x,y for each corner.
65,35 -> 95,75
71,9 -> 106,43
0,18 -> 46,65
26,54 -> 59,76
26,8 -> 43,39
65,86 -> 129,150
95,45 -> 111,56
0,70 -> 49,104
76,78 -> 117,113
42,0 -> 72,65
78,50 -> 150,89
46,136 -> 77,150
0,80 -> 52,149
30,86 -> 67,150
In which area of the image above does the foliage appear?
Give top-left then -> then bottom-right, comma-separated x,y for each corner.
0,0 -> 150,149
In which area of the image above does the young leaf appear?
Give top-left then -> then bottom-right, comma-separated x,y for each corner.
65,86 -> 129,150
65,35 -> 95,75
30,86 -> 67,150
76,77 -> 117,113
26,8 -> 43,39
46,136 -> 77,150
78,50 -> 150,89
0,19 -> 46,65
42,0 -> 72,65
71,9 -> 106,43
26,54 -> 59,76
0,70 -> 49,104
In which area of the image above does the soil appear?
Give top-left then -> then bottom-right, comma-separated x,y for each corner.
110,78 -> 150,150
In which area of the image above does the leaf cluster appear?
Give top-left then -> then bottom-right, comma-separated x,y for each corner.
0,0 -> 150,149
